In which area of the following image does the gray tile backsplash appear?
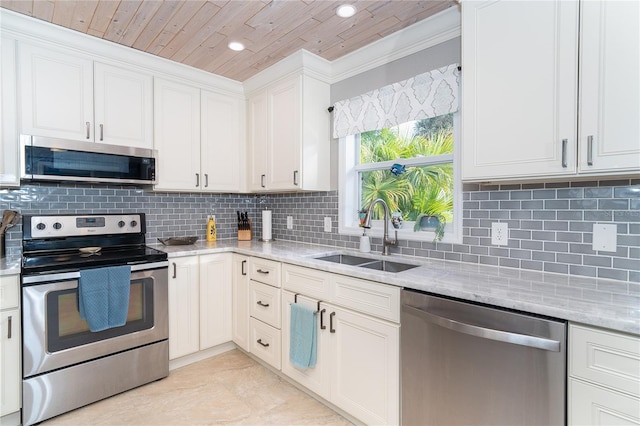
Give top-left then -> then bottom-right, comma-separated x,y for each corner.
2,179 -> 639,282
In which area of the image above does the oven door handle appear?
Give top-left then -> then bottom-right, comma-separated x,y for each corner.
22,261 -> 169,284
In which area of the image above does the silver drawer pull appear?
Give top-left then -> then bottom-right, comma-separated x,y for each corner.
257,339 -> 269,348
256,269 -> 269,274
256,300 -> 270,308
561,139 -> 568,168
7,315 -> 12,339
587,135 -> 594,166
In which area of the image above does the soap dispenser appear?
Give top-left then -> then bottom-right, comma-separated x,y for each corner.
206,214 -> 217,242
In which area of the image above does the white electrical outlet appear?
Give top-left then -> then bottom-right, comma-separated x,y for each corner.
286,216 -> 293,230
324,217 -> 332,232
491,222 -> 508,246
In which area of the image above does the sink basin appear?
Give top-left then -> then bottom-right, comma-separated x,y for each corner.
359,260 -> 419,273
314,254 -> 419,273
314,254 -> 373,265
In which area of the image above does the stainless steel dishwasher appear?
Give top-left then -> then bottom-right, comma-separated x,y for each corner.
401,289 -> 566,425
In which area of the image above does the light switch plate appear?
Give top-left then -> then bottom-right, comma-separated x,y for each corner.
592,223 -> 617,252
324,217 -> 332,232
286,216 -> 293,230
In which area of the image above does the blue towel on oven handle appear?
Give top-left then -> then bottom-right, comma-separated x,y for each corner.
79,265 -> 131,332
289,302 -> 317,369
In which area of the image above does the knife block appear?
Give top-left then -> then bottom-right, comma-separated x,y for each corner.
238,219 -> 252,241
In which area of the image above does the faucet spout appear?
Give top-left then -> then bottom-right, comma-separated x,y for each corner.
363,198 -> 398,255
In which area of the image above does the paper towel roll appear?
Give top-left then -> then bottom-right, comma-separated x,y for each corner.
262,210 -> 272,241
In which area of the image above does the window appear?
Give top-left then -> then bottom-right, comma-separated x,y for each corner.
339,113 -> 461,243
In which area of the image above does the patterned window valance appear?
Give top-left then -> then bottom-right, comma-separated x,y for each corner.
332,63 -> 460,139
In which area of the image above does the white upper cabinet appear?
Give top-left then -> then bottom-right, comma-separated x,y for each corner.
461,0 -> 639,181
94,62 -> 153,149
18,42 -> 153,149
154,78 -> 244,193
578,1 -> 640,173
461,0 -> 579,181
153,78 -> 201,191
1,34 -> 19,187
19,43 -> 94,142
248,74 -> 330,192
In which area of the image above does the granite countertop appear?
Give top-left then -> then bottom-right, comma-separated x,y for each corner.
155,239 -> 640,336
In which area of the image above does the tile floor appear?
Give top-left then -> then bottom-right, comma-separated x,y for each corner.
42,350 -> 352,425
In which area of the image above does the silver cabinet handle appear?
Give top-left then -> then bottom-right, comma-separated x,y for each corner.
329,312 -> 336,333
195,173 -> 200,187
241,260 -> 247,276
86,122 -> 91,139
256,300 -> 270,307
561,139 -> 568,168
402,304 -> 561,352
204,174 -> 209,188
172,262 -> 177,279
261,174 -> 266,188
257,338 -> 269,348
99,124 -> 104,141
256,269 -> 269,274
587,135 -> 594,166
293,170 -> 299,186
7,315 -> 12,339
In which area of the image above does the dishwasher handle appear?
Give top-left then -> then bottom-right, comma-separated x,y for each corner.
402,304 -> 561,352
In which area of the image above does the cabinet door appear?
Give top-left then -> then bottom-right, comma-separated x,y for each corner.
248,91 -> 268,190
201,90 -> 243,192
168,256 -> 200,359
18,42 -> 94,141
268,77 -> 301,190
328,305 -> 400,425
1,309 -> 21,416
579,1 -> 640,173
1,34 -> 18,186
281,291 -> 330,400
461,1 -> 579,181
199,253 -> 232,350
94,62 -> 153,149
232,255 -> 250,352
569,379 -> 640,426
153,78 -> 201,191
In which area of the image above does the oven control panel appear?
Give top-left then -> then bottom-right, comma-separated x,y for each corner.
27,214 -> 143,238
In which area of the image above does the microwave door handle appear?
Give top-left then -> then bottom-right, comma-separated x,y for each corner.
401,304 -> 561,352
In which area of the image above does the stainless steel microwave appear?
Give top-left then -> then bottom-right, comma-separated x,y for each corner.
20,135 -> 157,185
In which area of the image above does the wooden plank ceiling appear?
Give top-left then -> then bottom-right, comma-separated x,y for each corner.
0,0 -> 455,81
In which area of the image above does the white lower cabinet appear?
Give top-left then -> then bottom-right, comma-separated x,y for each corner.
568,323 -> 640,425
168,254 -> 232,360
1,274 -> 21,418
232,254 -> 250,352
281,263 -> 400,425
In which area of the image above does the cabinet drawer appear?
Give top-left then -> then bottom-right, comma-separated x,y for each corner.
331,275 -> 400,323
249,257 -> 281,287
570,324 -> 640,397
569,378 -> 640,425
0,275 -> 19,310
282,263 -> 330,301
250,317 -> 281,370
250,281 -> 281,329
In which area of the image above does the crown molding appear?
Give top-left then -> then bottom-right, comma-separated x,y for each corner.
0,9 -> 244,96
329,6 -> 461,84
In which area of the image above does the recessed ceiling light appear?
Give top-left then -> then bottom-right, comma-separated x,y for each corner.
336,4 -> 356,18
228,41 -> 245,52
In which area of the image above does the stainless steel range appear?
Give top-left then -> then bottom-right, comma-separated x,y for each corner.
21,213 -> 169,425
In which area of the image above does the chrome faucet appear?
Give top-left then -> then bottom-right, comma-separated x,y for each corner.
363,198 -> 398,255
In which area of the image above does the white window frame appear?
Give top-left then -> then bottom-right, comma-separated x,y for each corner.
338,113 -> 462,244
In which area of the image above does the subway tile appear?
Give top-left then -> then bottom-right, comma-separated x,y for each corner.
521,240 -> 543,250
499,258 -> 520,268
557,210 -> 583,220
614,186 -> 640,198
557,188 -> 584,199
520,260 -> 543,271
533,210 -> 556,220
557,253 -> 582,265
569,265 -> 597,278
598,268 -> 629,281
544,242 -> 569,252
599,199 -> 629,210
544,221 -> 569,231
521,200 -> 544,209
545,200 -> 569,209
570,199 -> 598,210
511,190 -> 532,200
533,189 -> 557,199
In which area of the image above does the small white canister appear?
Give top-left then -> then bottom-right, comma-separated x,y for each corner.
359,235 -> 371,253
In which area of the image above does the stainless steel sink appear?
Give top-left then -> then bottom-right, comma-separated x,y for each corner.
314,254 -> 374,265
359,260 -> 419,273
314,254 -> 419,273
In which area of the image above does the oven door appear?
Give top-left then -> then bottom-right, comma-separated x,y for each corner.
22,264 -> 168,378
